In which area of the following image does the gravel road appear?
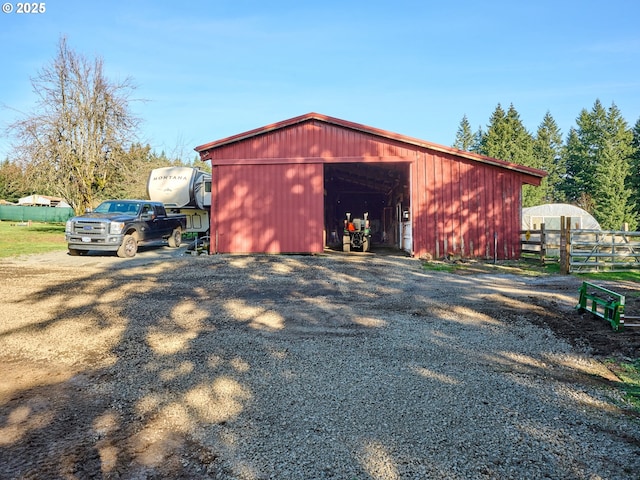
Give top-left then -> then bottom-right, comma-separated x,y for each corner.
0,247 -> 638,479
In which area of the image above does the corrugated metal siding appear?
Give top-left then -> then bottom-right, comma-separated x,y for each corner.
206,121 -> 417,161
412,152 -> 523,260
213,163 -> 324,253
200,116 -> 537,258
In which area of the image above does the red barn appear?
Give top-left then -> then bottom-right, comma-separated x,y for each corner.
195,113 -> 545,259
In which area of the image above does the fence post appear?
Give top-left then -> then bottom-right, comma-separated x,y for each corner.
560,216 -> 566,274
540,223 -> 546,265
565,216 -> 571,273
560,216 -> 571,274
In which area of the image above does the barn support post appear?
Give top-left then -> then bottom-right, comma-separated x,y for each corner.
212,166 -> 219,254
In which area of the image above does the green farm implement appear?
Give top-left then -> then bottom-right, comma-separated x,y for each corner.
576,282 -> 640,331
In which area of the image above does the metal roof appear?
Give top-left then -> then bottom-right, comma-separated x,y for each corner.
194,112 -> 547,179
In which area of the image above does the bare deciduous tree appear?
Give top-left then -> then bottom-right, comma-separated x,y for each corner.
8,37 -> 140,213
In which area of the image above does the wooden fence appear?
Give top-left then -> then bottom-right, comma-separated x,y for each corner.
520,218 -> 640,273
520,223 -> 564,265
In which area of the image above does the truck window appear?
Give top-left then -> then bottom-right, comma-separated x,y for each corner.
126,203 -> 140,214
94,202 -> 113,213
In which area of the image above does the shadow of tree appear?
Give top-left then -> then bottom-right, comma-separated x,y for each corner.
0,252 -> 638,479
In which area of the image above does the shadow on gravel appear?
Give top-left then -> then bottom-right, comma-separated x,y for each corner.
1,252 -> 639,479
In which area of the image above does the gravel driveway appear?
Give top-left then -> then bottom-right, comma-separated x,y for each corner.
0,247 -> 638,479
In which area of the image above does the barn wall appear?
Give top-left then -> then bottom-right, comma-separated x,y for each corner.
205,120 -> 419,161
412,151 -> 523,260
200,115 -> 542,258
213,163 -> 324,253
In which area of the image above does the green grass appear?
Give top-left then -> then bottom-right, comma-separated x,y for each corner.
603,358 -> 640,411
421,258 -> 561,276
578,270 -> 640,283
422,257 -> 640,283
0,220 -> 68,257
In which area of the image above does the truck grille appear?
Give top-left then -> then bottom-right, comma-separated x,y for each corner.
72,220 -> 107,236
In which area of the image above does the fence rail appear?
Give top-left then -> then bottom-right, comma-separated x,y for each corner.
570,230 -> 640,272
520,224 -> 561,265
520,218 -> 640,273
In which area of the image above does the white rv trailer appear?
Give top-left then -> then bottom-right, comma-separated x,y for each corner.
147,166 -> 211,234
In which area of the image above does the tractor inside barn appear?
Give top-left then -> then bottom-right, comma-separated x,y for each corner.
324,162 -> 411,253
342,212 -> 371,252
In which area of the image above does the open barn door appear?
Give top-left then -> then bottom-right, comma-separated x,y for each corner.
324,162 -> 410,252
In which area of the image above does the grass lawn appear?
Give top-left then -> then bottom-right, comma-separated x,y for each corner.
422,257 -> 640,283
579,270 -> 640,283
0,220 -> 68,258
604,358 -> 640,411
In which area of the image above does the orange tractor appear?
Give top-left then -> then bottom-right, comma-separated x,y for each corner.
343,212 -> 371,252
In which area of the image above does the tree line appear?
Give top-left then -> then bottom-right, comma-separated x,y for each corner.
454,102 -> 639,230
1,38 -> 638,230
0,144 -> 198,210
0,38 -> 203,214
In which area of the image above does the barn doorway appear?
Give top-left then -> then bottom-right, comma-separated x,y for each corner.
323,162 -> 411,252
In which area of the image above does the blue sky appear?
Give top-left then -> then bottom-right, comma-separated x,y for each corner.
1,0 -> 639,161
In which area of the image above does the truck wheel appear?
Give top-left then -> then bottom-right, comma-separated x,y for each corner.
117,233 -> 138,258
68,248 -> 87,256
168,227 -> 182,248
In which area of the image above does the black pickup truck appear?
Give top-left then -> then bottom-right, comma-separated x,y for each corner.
65,200 -> 188,258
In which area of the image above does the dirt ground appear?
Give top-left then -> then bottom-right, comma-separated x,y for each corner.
0,246 -> 638,479
448,261 -> 640,359
532,284 -> 640,358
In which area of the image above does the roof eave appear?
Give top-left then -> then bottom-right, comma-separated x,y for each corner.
194,112 -> 548,180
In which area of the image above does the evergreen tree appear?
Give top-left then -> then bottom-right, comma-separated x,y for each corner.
533,112 -> 564,203
562,100 -> 636,230
562,100 -> 607,203
481,103 -> 537,206
479,103 -> 507,157
593,144 -> 635,230
592,104 -> 636,230
481,104 -> 534,163
562,126 -> 587,205
471,125 -> 484,153
453,115 -> 475,151
629,118 -> 640,226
